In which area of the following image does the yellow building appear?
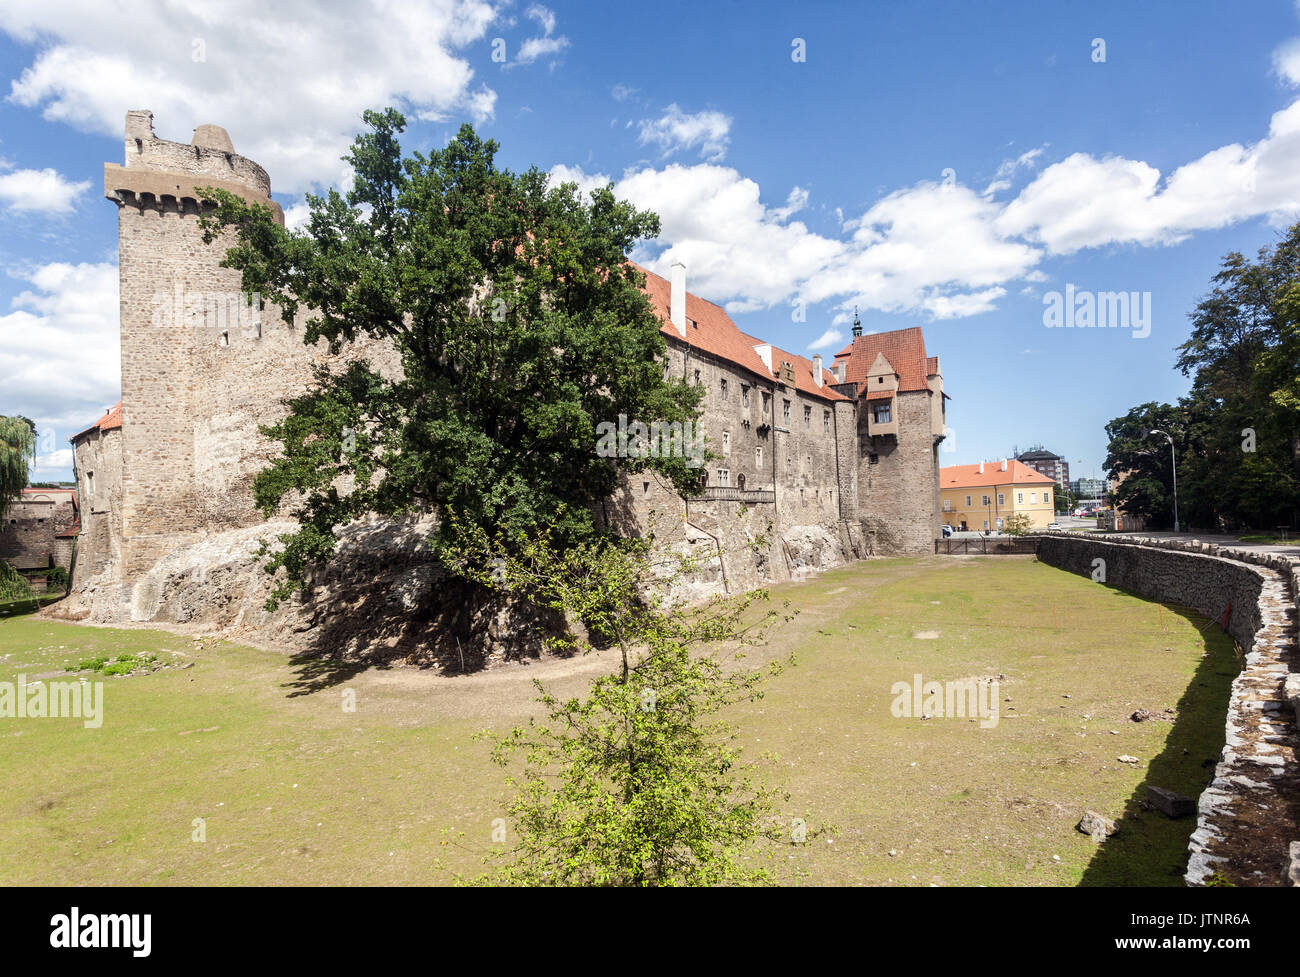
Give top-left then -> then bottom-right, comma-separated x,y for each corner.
939,460 -> 1056,532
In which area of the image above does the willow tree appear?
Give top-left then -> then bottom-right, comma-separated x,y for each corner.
197,110 -> 703,614
0,416 -> 36,522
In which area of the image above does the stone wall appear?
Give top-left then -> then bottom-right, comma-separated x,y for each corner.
857,388 -> 940,554
71,426 -> 123,588
0,492 -> 77,574
1034,532 -> 1299,886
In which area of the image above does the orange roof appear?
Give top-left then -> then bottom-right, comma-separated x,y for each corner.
940,460 -> 1055,488
635,264 -> 846,402
72,401 -> 122,439
833,327 -> 932,392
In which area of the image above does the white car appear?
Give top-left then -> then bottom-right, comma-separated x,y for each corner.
1047,522 -> 1062,531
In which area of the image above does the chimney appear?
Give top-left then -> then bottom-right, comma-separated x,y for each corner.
812,354 -> 823,387
836,361 -> 846,382
670,261 -> 686,337
978,462 -> 984,475
1001,459 -> 1008,472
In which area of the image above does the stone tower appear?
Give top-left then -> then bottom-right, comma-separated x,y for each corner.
105,110 -> 287,578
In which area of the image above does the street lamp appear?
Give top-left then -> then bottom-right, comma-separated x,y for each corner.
1147,429 -> 1180,533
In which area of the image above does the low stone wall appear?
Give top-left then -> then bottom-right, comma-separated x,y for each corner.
1033,533 -> 1299,886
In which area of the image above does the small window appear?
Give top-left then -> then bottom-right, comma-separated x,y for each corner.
693,368 -> 701,385
643,481 -> 650,496
720,377 -> 728,401
823,410 -> 830,432
755,446 -> 763,466
872,403 -> 891,424
220,331 -> 230,347
965,495 -> 972,507
803,405 -> 811,427
742,385 -> 750,407
786,456 -> 791,472
800,488 -> 806,507
783,400 -> 791,422
722,431 -> 731,456
1017,492 -> 1024,504
805,454 -> 811,471
761,392 -> 771,413
997,494 -> 1005,506
717,468 -> 731,487
868,453 -> 879,465
981,495 -> 990,506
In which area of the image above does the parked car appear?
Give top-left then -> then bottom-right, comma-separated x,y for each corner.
1047,522 -> 1062,531
941,524 -> 954,537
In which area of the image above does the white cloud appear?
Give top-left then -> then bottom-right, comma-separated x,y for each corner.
807,328 -> 843,351
547,163 -> 611,201
637,104 -> 732,162
611,83 -> 638,102
0,166 -> 89,213
513,3 -> 568,66
1274,38 -> 1300,86
0,0 -> 501,194
997,98 -> 1300,253
0,262 -> 120,477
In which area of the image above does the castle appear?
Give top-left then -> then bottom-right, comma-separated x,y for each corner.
63,111 -> 947,644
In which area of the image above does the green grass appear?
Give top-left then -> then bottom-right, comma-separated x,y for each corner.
0,555 -> 1233,886
1237,533 -> 1292,545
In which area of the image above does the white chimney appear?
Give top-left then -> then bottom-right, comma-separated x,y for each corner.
978,462 -> 984,475
670,261 -> 686,337
1001,458 -> 1008,472
812,354 -> 823,387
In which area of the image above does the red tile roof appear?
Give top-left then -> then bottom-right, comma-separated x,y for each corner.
634,263 -> 846,402
833,327 -> 932,392
72,401 -> 122,440
940,460 -> 1055,488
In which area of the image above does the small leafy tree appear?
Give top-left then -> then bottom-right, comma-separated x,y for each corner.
0,416 -> 36,522
441,513 -> 823,886
1001,512 -> 1033,536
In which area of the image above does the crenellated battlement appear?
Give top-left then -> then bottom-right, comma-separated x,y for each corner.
107,109 -> 281,224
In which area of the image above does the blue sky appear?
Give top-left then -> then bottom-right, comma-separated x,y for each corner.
2,0 -> 1300,484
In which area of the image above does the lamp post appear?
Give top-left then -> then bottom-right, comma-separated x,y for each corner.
1147,429 -> 1180,533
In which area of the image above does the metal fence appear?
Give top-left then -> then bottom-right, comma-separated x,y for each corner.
934,536 -> 1040,555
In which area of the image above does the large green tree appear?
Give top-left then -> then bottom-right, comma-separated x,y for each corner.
1105,223 -> 1300,531
198,110 -> 703,607
0,416 -> 36,523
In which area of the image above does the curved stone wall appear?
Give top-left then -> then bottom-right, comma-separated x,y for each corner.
1034,533 -> 1299,886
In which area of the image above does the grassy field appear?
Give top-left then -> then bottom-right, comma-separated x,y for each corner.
0,555 -> 1234,886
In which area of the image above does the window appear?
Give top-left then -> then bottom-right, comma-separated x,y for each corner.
800,488 -> 806,507
693,368 -> 701,385
786,456 -> 792,473
783,399 -> 791,423
755,446 -> 763,466
717,468 -> 731,487
981,495 -> 990,506
220,330 -> 230,347
965,495 -> 972,507
805,454 -> 811,471
868,453 -> 879,465
761,392 -> 771,413
997,494 -> 1005,506
720,377 -> 728,401
742,384 -> 750,407
943,499 -> 952,511
872,403 -> 892,424
803,405 -> 811,427
1017,492 -> 1024,504
722,431 -> 731,456
823,410 -> 831,432
643,481 -> 650,496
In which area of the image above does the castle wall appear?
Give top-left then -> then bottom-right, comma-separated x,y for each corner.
71,426 -> 123,587
0,493 -> 76,574
857,388 -> 940,553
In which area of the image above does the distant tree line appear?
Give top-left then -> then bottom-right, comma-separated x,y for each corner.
1104,222 -> 1300,531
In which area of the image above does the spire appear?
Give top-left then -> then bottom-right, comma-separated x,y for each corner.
851,306 -> 862,338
